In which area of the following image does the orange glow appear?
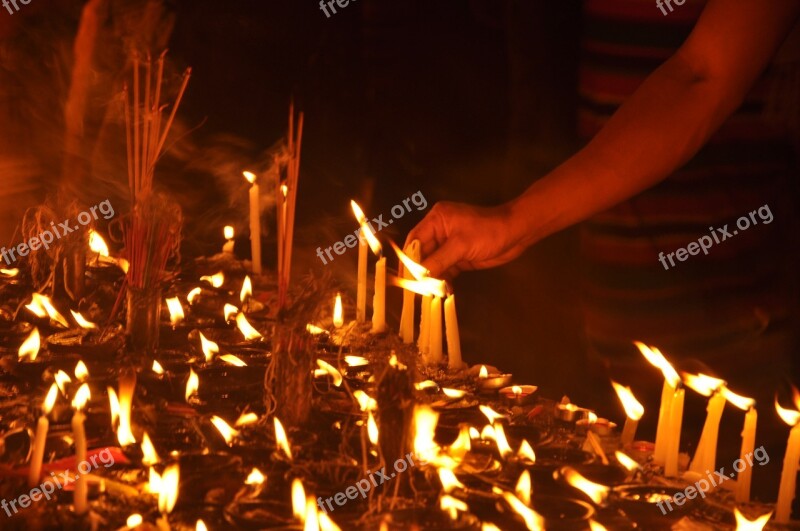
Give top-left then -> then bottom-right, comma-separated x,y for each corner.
561,467 -> 610,505
224,225 -> 234,240
42,383 -> 58,414
165,297 -> 185,327
236,313 -> 263,340
199,332 -> 220,362
0,268 -> 19,277
185,369 -> 199,402
721,387 -> 755,411
319,511 -> 342,531
389,241 -> 429,280
235,412 -> 259,427
141,432 -> 159,466
72,383 -> 91,411
438,468 -> 464,493
415,380 -> 438,391
390,276 -> 446,298
635,341 -> 680,388
333,293 -> 344,328
292,478 -> 306,521
220,354 -> 247,367
350,201 -> 381,256
246,468 -> 266,485
516,470 -> 532,506
196,520 -> 208,531
107,387 -> 120,426
492,423 -> 513,459
615,451 -> 640,472
479,405 -> 505,424
187,287 -> 202,304
18,328 -> 40,361
210,415 -> 239,445
734,508 -> 772,530
367,412 -> 379,445
223,303 -> 239,322
344,355 -> 368,367
479,365 -> 489,379
71,310 -> 97,329
413,405 -> 440,464
683,373 -> 726,397
74,360 -> 89,381
200,272 -> 224,288
274,417 -> 293,460
126,514 -> 143,528
117,374 -> 136,447
443,388 -> 466,399
149,467 -> 161,494
317,360 -> 343,387
157,464 -> 180,514
88,230 -> 110,257
240,276 -> 252,304
152,360 -> 165,375
306,324 -> 327,335
353,390 -> 377,412
439,495 -> 468,521
589,521 -> 609,531
304,499 -> 319,531
493,488 -> 544,530
611,381 -> 644,421
243,171 -> 257,184
26,293 -> 69,328
518,440 -> 536,463
776,397 -> 800,426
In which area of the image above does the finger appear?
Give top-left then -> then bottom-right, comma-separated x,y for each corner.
405,213 -> 439,253
422,238 -> 463,278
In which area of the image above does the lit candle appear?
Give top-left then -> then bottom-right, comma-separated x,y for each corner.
664,387 -> 684,478
685,374 -> 727,475
28,384 -> 58,487
444,294 -> 463,369
399,240 -> 421,343
357,228 -> 368,323
222,226 -> 234,254
372,256 -> 386,333
636,342 -> 680,466
775,399 -> 800,523
721,386 -> 757,503
418,294 -> 431,358
244,171 -> 261,275
611,381 -> 644,447
333,293 -> 344,329
428,295 -> 443,364
71,383 -> 91,514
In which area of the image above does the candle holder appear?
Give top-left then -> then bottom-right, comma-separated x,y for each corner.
46,324 -> 125,360
476,373 -> 512,392
554,404 -> 592,423
126,286 -> 163,358
499,385 -> 538,406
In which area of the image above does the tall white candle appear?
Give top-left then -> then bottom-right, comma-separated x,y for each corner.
418,294 -> 431,358
776,402 -> 800,523
444,294 -> 463,369
428,296 -> 443,364
357,229 -> 367,322
654,380 -> 674,465
371,256 -> 386,333
664,388 -> 684,478
71,383 -> 91,515
28,384 -> 58,487
244,172 -> 261,275
689,390 -> 726,474
735,407 -> 757,503
399,240 -> 420,343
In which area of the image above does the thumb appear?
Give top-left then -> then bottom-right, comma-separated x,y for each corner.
422,239 -> 463,278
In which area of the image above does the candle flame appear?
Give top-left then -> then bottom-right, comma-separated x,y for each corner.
72,383 -> 91,410
306,323 -> 327,335
1,268 -> 19,277
560,467 -> 610,505
187,287 -> 202,304
274,417 -> 293,460
210,415 -> 239,445
149,467 -> 161,494
107,387 -> 120,426
589,521 -> 608,531
516,470 -> 532,506
281,184 -> 288,197
42,383 -> 58,414
126,514 -> 143,528
776,397 -> 800,426
390,276 -> 446,298
246,467 -> 266,485
615,451 -> 640,472
413,405 -> 441,464
186,369 -> 199,402
157,463 -> 180,515
235,412 -> 259,427
236,313 -> 263,340
448,425 -> 471,459
439,495 -> 468,521
243,170 -> 257,184
116,373 -> 137,446
344,355 -> 368,367
304,499 -> 319,531
682,373 -> 726,397
240,276 -> 252,303
55,370 -> 72,395
493,423 -> 514,459
512,385 -> 522,397
221,303 -> 238,323
353,390 -> 377,412
18,328 -> 40,361
367,411 -> 379,445
292,478 -> 306,521
199,332 -> 220,362
415,380 -> 438,391
792,385 -> 800,411
165,297 -> 185,327
316,359 -> 343,387
25,293 -> 69,328
494,488 -> 544,530
611,381 -> 644,421
479,405 -> 505,424
350,201 -> 382,256
152,360 -> 165,375
443,388 -> 466,399
389,241 -> 429,281
319,512 -> 341,531
721,387 -> 755,411
333,293 -> 344,328
479,365 -> 489,379
220,354 -> 248,367
224,225 -> 234,240
635,341 -> 680,388
734,508 -> 772,530
141,432 -> 159,466
518,440 -> 536,463
74,360 -> 89,381
438,468 -> 465,494
196,520 -> 208,531
71,310 -> 97,329
88,230 -> 110,257
200,272 -> 224,289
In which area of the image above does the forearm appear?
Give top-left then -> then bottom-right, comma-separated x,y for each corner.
508,52 -> 742,249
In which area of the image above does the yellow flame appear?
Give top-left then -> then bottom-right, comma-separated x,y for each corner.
210,415 -> 239,445
494,489 -> 544,530
561,467 -> 610,505
152,360 -> 165,375
222,303 -> 238,323
479,405 -> 504,424
443,388 -> 466,399
71,310 -> 97,329
18,328 -> 40,361
117,374 -> 136,447
141,432 -> 160,466
367,412 -> 379,445
319,512 -> 342,531
200,272 -> 225,289
438,468 -> 464,493
274,417 -> 293,460
721,387 -> 755,411
353,390 -> 377,412
236,313 -> 263,340
72,383 -> 91,410
390,276 -> 446,298
611,381 -> 644,421
187,287 -> 202,304
635,341 -> 680,388
107,387 -> 120,426
199,332 -> 220,362
240,276 -> 252,304
165,297 -> 185,327
734,508 -> 772,531
42,383 -> 58,414
479,365 -> 489,378
516,470 -> 532,506
615,451 -> 640,472
196,520 -> 208,531
316,360 -> 343,387
26,293 -> 69,327
683,373 -> 726,397
775,397 -> 800,426
440,495 -> 468,521
518,440 -> 536,463
126,514 -> 143,528
306,324 -> 327,335
482,524 -> 501,531
235,412 -> 259,427
157,464 -> 180,514
389,353 -> 407,370
448,425 -> 471,459
589,521 -> 608,531
493,423 -> 513,459
88,230 -> 110,257
345,355 -> 368,367
220,354 -> 248,367
0,268 -> 19,277
186,369 -> 199,402
350,201 -> 382,255
55,370 -> 72,395
246,468 -> 266,485
292,478 -> 306,521
304,499 -> 319,531
415,380 -> 438,391
389,241 -> 429,281
243,170 -> 257,184
793,386 -> 800,411
224,225 -> 235,240
333,293 -> 344,328
413,405 -> 440,464
149,467 -> 161,494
